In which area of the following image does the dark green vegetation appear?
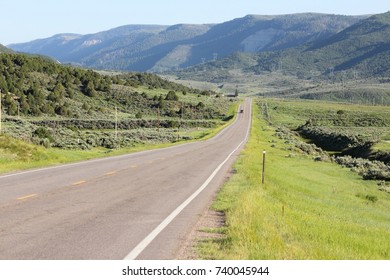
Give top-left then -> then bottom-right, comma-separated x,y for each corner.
199,101 -> 390,259
0,53 -> 233,152
9,14 -> 362,71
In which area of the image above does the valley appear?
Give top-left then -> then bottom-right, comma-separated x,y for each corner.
1,10 -> 390,261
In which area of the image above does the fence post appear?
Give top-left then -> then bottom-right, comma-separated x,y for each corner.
262,150 -> 266,185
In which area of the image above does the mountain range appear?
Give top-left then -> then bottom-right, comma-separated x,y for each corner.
8,13 -> 365,72
177,11 -> 390,80
250,11 -> 390,77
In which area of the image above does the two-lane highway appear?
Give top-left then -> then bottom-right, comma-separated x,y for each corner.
0,98 -> 252,259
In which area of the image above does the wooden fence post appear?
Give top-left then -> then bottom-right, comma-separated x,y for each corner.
262,150 -> 266,185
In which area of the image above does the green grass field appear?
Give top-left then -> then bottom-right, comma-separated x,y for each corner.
262,99 -> 390,157
199,100 -> 390,259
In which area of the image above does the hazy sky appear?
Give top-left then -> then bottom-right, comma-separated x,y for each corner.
1,0 -> 389,45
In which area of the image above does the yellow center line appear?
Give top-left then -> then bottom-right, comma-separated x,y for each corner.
130,165 -> 138,168
105,171 -> 117,176
72,180 -> 87,186
148,160 -> 155,164
160,157 -> 166,160
17,194 -> 38,200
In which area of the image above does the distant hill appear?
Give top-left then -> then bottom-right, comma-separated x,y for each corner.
180,12 -> 390,80
0,44 -> 13,53
8,13 -> 364,72
250,12 -> 390,77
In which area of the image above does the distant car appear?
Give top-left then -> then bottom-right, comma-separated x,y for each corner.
240,109 -> 244,113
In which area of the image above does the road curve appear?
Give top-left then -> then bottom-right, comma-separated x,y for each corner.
0,98 -> 252,260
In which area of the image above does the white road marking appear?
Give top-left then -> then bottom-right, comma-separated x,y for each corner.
123,139 -> 244,260
124,101 -> 252,260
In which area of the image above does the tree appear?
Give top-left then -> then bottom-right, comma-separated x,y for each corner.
19,95 -> 30,114
41,102 -> 55,115
168,110 -> 177,117
53,82 -> 66,98
157,95 -> 166,110
165,90 -> 179,101
47,91 -> 61,103
196,102 -> 205,109
55,103 -> 70,116
4,94 -> 17,116
135,111 -> 143,119
83,80 -> 97,97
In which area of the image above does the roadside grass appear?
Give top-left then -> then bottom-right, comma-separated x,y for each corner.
0,103 -> 239,175
263,98 -> 390,130
199,101 -> 390,259
0,134 -> 112,174
0,131 -> 208,175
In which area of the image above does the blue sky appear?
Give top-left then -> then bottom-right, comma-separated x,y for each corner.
1,0 -> 389,45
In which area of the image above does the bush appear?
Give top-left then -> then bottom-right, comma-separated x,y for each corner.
378,181 -> 390,193
196,102 -> 205,109
334,155 -> 390,181
165,91 -> 179,101
298,124 -> 365,152
33,127 -> 53,141
336,110 -> 346,115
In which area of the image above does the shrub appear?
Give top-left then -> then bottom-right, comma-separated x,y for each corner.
196,102 -> 205,109
165,91 -> 179,101
336,110 -> 346,115
334,155 -> 390,181
33,127 -> 53,141
378,181 -> 390,193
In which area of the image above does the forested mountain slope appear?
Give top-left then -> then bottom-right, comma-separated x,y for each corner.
9,14 -> 363,71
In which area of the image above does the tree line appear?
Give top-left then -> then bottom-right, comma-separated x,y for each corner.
0,53 -> 226,120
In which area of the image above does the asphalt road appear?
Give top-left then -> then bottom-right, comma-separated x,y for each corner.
0,98 -> 252,260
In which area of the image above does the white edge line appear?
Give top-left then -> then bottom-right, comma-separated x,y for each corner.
123,99 -> 252,260
123,140 -> 244,260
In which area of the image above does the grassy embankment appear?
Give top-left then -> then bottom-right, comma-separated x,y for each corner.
200,99 -> 390,259
0,102 -> 239,175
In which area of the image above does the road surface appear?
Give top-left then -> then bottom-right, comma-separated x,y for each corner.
0,99 -> 252,260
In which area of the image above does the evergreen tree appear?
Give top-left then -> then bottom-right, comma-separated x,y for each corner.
165,90 -> 179,101
83,80 -> 97,97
